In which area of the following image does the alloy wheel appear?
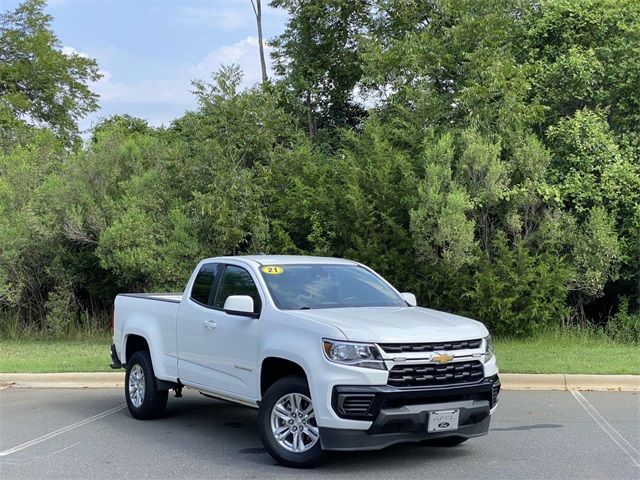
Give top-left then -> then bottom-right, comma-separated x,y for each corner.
128,363 -> 145,408
270,393 -> 319,453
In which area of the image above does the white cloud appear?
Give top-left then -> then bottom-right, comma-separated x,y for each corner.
178,4 -> 252,31
62,45 -> 89,58
81,36 -> 273,128
91,67 -> 192,106
191,36 -> 273,87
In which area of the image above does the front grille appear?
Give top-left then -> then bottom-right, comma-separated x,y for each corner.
379,339 -> 482,354
387,361 -> 484,387
491,375 -> 501,407
337,394 -> 375,417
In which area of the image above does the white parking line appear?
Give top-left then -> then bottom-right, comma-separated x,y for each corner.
571,390 -> 640,468
45,442 -> 80,458
0,404 -> 126,457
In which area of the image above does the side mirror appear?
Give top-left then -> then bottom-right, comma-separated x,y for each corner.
401,292 -> 417,307
223,295 -> 257,318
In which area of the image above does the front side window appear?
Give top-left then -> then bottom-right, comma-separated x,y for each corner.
190,263 -> 219,306
260,264 -> 405,310
214,265 -> 262,314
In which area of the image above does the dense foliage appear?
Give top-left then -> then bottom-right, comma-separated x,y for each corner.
0,0 -> 638,339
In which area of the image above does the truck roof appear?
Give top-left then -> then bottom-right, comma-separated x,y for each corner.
209,255 -> 359,266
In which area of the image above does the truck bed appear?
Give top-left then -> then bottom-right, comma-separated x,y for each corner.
113,292 -> 182,380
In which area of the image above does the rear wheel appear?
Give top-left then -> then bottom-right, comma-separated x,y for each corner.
421,436 -> 468,447
125,350 -> 168,420
258,376 -> 324,468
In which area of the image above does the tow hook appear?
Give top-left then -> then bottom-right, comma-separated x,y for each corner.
173,386 -> 183,398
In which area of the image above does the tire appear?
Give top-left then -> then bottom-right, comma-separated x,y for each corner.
124,350 -> 168,420
421,436 -> 468,447
257,376 -> 325,468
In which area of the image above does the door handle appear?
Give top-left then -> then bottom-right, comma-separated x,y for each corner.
203,319 -> 217,330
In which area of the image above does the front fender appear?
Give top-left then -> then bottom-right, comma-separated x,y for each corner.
259,320 -> 376,430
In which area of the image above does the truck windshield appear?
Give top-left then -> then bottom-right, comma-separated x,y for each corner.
260,264 -> 406,310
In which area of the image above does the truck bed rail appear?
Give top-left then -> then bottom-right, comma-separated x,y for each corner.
118,293 -> 182,304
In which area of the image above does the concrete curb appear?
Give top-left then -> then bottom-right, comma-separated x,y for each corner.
501,373 -> 567,391
0,372 -> 124,389
1,372 -> 638,391
501,373 -> 640,391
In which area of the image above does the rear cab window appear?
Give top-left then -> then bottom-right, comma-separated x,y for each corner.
190,263 -> 220,306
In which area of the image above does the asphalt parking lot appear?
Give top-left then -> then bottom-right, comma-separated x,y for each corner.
0,388 -> 638,479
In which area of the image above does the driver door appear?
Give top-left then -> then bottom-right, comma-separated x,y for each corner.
199,264 -> 262,399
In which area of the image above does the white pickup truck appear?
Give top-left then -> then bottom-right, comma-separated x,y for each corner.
110,255 -> 500,467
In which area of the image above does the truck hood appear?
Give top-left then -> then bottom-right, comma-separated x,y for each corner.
291,306 -> 488,343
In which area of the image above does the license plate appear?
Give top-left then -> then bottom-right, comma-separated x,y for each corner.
427,409 -> 459,432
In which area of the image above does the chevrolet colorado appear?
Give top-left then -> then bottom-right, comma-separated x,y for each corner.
110,255 -> 500,467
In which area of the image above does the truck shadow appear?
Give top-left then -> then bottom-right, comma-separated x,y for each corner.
161,391 -> 477,470
490,424 -> 562,432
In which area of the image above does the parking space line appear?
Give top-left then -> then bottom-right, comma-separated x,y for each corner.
0,404 -> 126,457
46,442 -> 80,458
571,390 -> 640,468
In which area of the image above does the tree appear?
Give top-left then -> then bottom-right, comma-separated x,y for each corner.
521,0 -> 640,135
361,0 -> 543,137
270,0 -> 370,137
0,0 -> 101,146
410,132 -> 476,270
250,0 -> 268,83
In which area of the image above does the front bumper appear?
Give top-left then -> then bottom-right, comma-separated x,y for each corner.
320,375 -> 500,451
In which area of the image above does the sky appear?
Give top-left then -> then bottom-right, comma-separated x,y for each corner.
1,0 -> 287,132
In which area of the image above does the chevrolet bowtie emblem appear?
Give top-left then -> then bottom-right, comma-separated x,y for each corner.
432,353 -> 454,364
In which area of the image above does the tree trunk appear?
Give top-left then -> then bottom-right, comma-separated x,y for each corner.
251,0 -> 268,83
306,90 -> 317,138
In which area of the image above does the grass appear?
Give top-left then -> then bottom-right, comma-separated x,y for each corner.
0,328 -> 638,374
494,327 -> 640,375
0,337 -> 112,373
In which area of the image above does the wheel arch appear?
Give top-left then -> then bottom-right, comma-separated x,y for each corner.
260,356 -> 309,397
124,333 -> 150,363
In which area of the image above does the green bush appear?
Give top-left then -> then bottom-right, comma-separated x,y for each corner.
607,298 -> 640,345
467,234 -> 571,337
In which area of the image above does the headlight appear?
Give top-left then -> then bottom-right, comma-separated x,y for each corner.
322,339 -> 386,370
484,335 -> 494,363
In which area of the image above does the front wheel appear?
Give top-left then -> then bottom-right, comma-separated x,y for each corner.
257,376 -> 324,468
125,350 -> 168,420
